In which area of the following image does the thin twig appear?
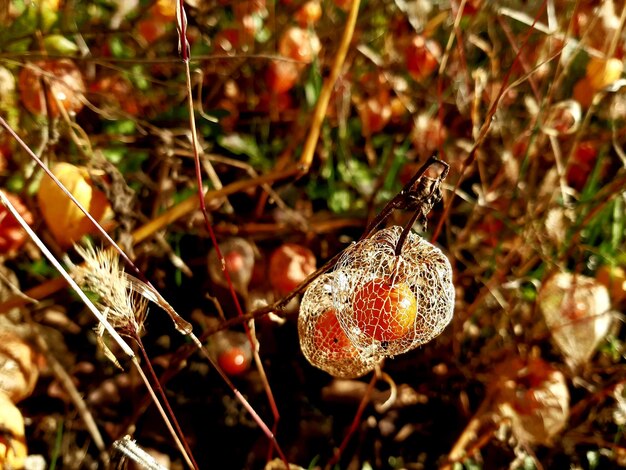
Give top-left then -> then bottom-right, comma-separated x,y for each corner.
177,0 -> 289,465
0,191 -> 197,467
298,0 -> 361,172
326,372 -> 378,469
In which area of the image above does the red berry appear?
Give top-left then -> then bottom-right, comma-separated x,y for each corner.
567,141 -> 598,189
0,193 -> 34,255
405,35 -> 441,82
266,60 -> 300,93
224,250 -> 245,275
89,74 -> 140,116
213,28 -> 242,55
217,347 -> 250,376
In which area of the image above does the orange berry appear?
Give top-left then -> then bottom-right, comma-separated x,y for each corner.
597,265 -> 626,305
295,1 -> 322,26
18,60 -> 85,117
313,309 -> 359,360
269,243 -> 316,294
278,26 -> 321,64
137,18 -> 167,43
352,279 -> 417,342
573,76 -> 595,108
266,60 -> 300,93
151,0 -> 176,21
332,0 -> 352,11
586,57 -> 623,91
358,96 -> 391,135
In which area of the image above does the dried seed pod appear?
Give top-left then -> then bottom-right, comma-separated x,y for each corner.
18,59 -> 85,117
539,272 -> 611,369
493,357 -> 569,445
332,226 -> 455,358
541,100 -> 581,136
0,330 -> 39,403
0,391 -> 27,469
299,273 -> 379,378
37,163 -> 112,249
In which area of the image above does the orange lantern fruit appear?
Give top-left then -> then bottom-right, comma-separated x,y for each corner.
313,308 -> 360,360
352,278 -> 417,342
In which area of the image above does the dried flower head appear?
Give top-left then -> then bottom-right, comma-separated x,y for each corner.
331,226 -> 455,359
72,244 -> 148,337
299,273 -> 380,378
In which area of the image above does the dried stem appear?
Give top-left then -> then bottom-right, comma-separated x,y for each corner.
133,342 -> 197,470
177,1 -> 288,465
0,191 -> 196,467
431,0 -> 548,243
326,372 -> 378,469
28,322 -> 109,466
298,0 -> 361,171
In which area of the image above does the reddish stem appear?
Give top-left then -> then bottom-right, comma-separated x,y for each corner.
326,373 -> 378,468
134,334 -> 199,470
176,0 -> 287,466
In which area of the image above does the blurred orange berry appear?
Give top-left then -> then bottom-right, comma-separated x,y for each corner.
18,60 -> 85,117
295,1 -> 322,26
269,243 -> 316,295
0,193 -> 33,255
586,56 -> 623,91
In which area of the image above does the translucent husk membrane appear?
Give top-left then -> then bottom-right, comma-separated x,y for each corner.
298,273 -> 380,378
331,226 -> 455,359
538,272 -> 611,369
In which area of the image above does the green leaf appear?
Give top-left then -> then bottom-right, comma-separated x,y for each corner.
43,35 -> 79,54
19,258 -> 57,278
104,119 -> 136,136
129,64 -> 149,91
328,187 -> 352,213
304,58 -> 322,108
218,134 -> 271,169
